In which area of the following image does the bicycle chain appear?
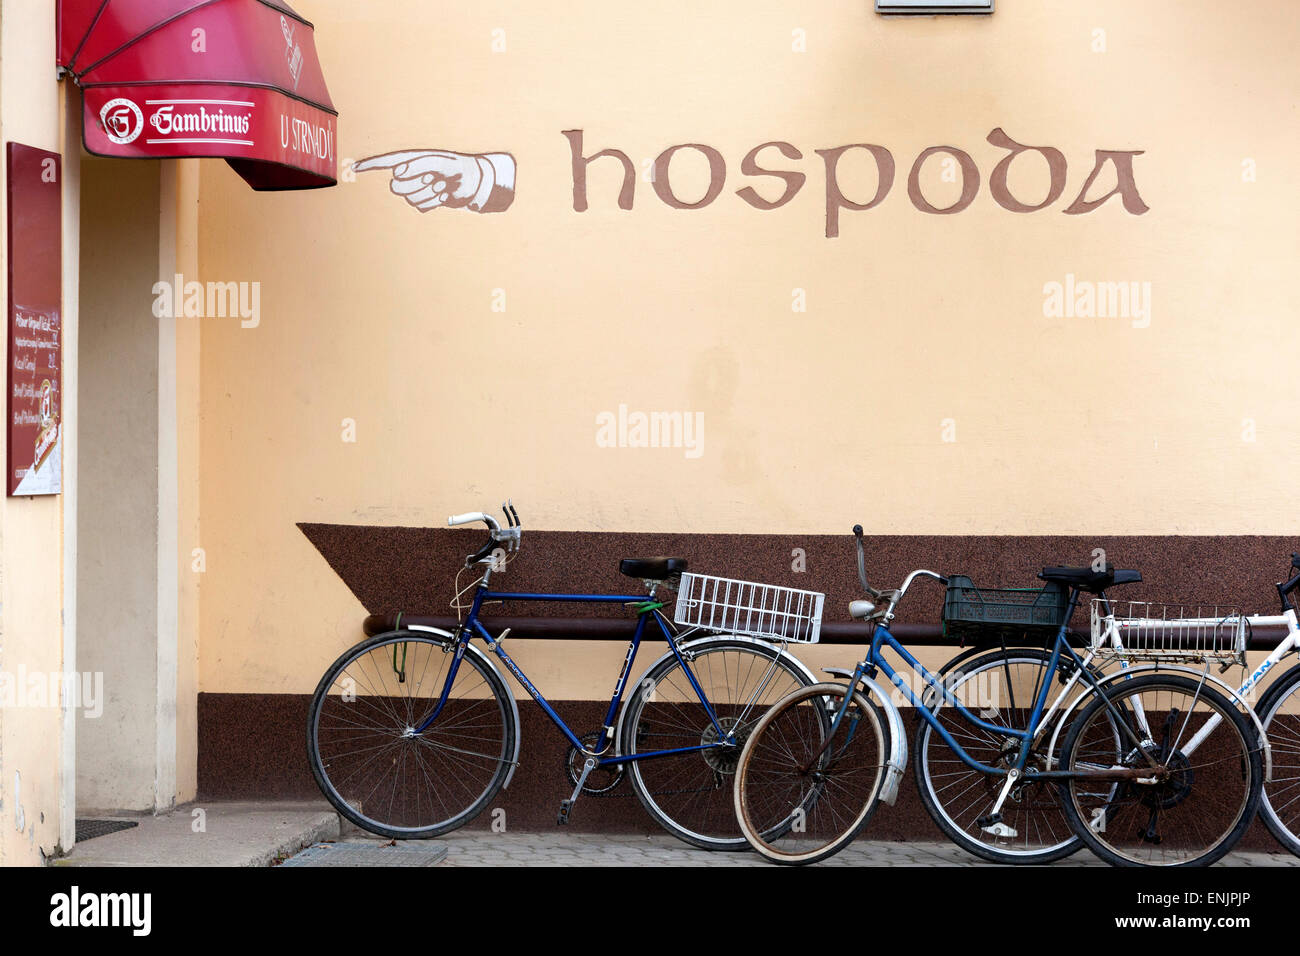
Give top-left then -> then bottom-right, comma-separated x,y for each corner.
563,730 -> 729,798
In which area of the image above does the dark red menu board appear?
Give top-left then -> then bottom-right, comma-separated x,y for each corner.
7,143 -> 63,496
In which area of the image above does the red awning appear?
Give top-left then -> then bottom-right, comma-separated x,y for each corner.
58,0 -> 338,190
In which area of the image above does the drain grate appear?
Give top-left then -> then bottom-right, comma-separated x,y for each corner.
279,841 -> 448,867
75,819 -> 139,843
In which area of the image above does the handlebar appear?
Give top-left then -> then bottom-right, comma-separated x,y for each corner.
852,525 -> 881,599
851,522 -> 946,620
448,501 -> 522,567
448,511 -> 499,530
1277,553 -> 1300,613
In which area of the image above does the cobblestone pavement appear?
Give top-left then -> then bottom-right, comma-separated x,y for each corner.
431,832 -> 1300,867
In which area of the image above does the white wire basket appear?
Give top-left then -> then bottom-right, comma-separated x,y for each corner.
1090,600 -> 1246,665
673,573 -> 825,644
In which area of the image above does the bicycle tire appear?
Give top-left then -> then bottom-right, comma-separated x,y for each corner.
1058,673 -> 1263,867
1254,662 -> 1300,857
307,629 -> 516,839
734,681 -> 887,865
618,636 -> 817,850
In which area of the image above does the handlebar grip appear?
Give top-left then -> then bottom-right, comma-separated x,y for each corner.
448,512 -> 487,527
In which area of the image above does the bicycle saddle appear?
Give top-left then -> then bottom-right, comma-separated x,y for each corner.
1038,564 -> 1141,593
619,557 -> 687,580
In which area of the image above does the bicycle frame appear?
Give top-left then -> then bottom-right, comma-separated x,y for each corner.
413,584 -> 752,768
1235,609 -> 1300,697
1066,605 -> 1297,772
838,587 -> 1158,784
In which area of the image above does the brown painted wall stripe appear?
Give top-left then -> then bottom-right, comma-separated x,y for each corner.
299,524 -> 1300,628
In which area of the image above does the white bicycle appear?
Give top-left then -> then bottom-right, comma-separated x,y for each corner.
1079,553 -> 1300,857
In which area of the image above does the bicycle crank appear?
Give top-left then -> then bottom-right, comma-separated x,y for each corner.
563,731 -> 625,796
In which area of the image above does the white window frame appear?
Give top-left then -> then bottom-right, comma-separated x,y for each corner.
876,0 -> 994,14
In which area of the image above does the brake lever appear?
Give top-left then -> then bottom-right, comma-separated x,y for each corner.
500,499 -> 522,551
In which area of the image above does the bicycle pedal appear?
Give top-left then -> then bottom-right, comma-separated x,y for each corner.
557,800 -> 572,825
977,814 -> 1017,838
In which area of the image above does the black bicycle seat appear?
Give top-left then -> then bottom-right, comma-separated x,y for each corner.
1038,564 -> 1141,593
619,558 -> 687,580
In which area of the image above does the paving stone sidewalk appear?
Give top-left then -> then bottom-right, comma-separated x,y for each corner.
422,831 -> 1300,867
55,800 -> 1300,867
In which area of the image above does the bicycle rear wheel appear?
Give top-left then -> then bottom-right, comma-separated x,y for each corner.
733,682 -> 887,864
916,648 -> 1090,864
307,630 -> 515,839
618,637 -> 816,850
1059,673 -> 1262,867
1255,663 -> 1300,856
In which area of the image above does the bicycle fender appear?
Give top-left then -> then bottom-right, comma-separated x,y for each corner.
614,635 -> 821,756
823,667 -> 908,806
407,625 -> 524,789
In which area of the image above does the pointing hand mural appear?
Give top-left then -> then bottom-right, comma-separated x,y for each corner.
354,149 -> 516,213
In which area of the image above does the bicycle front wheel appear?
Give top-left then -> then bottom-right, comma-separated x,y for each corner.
1255,662 -> 1300,856
618,637 -> 816,850
1059,674 -> 1263,867
734,682 -> 887,865
307,630 -> 516,839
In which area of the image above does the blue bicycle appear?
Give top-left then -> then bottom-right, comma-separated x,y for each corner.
307,503 -> 822,850
733,525 -> 1265,866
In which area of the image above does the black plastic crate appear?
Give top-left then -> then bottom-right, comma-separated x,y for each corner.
942,575 -> 1069,642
